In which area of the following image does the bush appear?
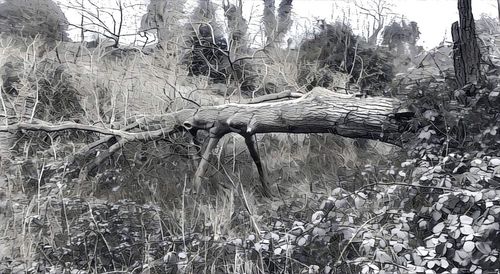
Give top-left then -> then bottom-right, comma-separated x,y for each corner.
298,21 -> 394,93
0,0 -> 69,42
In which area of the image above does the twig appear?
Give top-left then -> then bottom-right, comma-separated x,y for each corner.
335,213 -> 384,267
0,120 -> 174,140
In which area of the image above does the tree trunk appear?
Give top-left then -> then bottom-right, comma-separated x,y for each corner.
368,22 -> 383,46
176,87 -> 410,194
452,22 -> 466,88
276,0 -> 293,43
497,0 -> 500,22
182,87 -> 405,143
223,0 -> 248,55
263,0 -> 277,46
141,0 -> 187,50
452,0 -> 482,88
1,88 -> 411,195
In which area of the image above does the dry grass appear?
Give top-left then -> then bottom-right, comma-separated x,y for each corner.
0,34 -> 397,273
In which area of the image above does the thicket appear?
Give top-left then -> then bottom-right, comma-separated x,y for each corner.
298,22 -> 394,93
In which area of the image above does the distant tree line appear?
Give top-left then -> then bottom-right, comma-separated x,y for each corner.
0,0 -> 426,94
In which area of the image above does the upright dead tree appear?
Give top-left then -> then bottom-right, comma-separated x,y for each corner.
262,0 -> 277,46
497,0 -> 500,22
262,0 -> 293,47
452,0 -> 482,88
356,0 -> 392,46
141,0 -> 188,49
223,0 -> 248,54
276,0 -> 293,43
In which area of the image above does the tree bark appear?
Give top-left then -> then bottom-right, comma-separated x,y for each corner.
182,87 -> 405,142
452,0 -> 482,88
182,87 -> 408,194
452,22 -> 466,88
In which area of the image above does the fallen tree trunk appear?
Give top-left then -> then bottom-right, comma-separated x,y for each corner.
184,87 -> 405,140
1,87 -> 411,195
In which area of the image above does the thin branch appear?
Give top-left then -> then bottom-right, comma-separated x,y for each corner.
0,121 -> 148,139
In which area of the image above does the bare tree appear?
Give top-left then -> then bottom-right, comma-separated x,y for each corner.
497,0 -> 500,23
223,0 -> 248,51
262,0 -> 277,46
63,0 -> 139,48
276,0 -> 293,43
355,0 -> 393,46
262,0 -> 294,47
140,0 -> 187,49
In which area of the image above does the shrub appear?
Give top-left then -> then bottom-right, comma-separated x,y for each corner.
0,0 -> 69,42
298,21 -> 394,93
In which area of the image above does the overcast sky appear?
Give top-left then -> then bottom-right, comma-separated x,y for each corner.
58,0 -> 498,49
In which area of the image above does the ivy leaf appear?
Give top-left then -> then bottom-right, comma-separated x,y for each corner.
355,196 -> 366,208
433,222 -> 445,234
393,243 -> 404,253
416,246 -> 428,256
418,126 -> 436,140
463,241 -> 475,252
297,236 -> 308,247
460,225 -> 474,235
274,247 -> 282,255
476,242 -> 491,254
427,260 -> 437,268
460,215 -> 474,225
423,109 -> 439,121
375,250 -> 392,263
441,258 -> 449,269
311,211 -> 324,224
489,158 -> 500,166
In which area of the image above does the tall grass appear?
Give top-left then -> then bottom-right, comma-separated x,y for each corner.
0,33 -> 397,273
